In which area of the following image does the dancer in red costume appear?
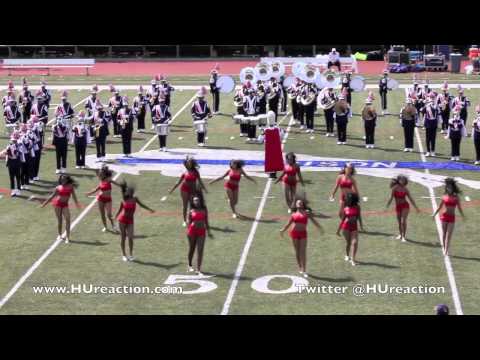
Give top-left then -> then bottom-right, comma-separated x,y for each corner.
329,163 -> 360,217
168,157 -> 208,227
85,165 -> 121,232
186,192 -> 212,275
336,192 -> 364,266
279,197 -> 323,278
432,178 -> 465,256
386,175 -> 420,243
40,175 -> 81,243
209,160 -> 256,218
115,182 -> 154,262
275,152 -> 304,212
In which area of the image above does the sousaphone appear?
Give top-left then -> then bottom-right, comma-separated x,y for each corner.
240,67 -> 258,86
270,61 -> 285,80
255,62 -> 272,82
319,69 -> 341,89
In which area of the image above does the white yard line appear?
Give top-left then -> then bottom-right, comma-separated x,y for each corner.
221,112 -> 292,315
0,94 -> 196,310
405,87 -> 464,315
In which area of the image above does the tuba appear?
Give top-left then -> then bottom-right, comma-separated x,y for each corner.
319,69 -> 341,89
255,62 -> 272,82
318,89 -> 336,110
240,67 -> 257,86
270,61 -> 285,80
301,86 -> 317,106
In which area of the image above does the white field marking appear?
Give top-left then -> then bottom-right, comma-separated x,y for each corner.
221,113 -> 291,315
465,196 -> 471,202
0,95 -> 196,311
407,87 -> 464,315
254,196 -> 276,199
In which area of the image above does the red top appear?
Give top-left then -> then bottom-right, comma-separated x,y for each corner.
443,195 -> 458,208
119,200 -> 136,222
291,211 -> 308,225
180,170 -> 199,193
191,209 -> 206,222
99,181 -> 112,192
57,185 -> 73,197
394,191 -> 407,199
338,176 -> 353,189
344,206 -> 359,220
228,169 -> 241,183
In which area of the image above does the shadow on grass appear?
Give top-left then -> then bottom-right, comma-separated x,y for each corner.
63,172 -> 96,179
451,255 -> 480,262
357,261 -> 400,269
26,188 -> 53,195
131,260 -> 180,270
209,226 -> 236,233
361,230 -> 395,237
69,240 -> 109,246
407,239 -> 441,248
237,214 -> 279,224
202,272 -> 253,281
29,182 -> 55,189
205,146 -> 238,150
36,179 -> 58,185
308,275 -> 356,283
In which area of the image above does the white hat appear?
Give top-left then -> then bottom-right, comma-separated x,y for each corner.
267,111 -> 276,126
332,48 -> 336,52
365,98 -> 372,104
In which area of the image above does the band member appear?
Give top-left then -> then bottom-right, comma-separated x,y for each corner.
39,81 -> 52,109
399,98 -> 418,152
301,83 -> 317,134
55,91 -> 75,132
24,120 -> 40,183
118,97 -> 134,157
296,80 -> 306,129
432,178 -> 465,256
31,91 -> 49,127
243,88 -> 259,142
209,64 -> 220,114
446,106 -> 467,161
158,74 -> 175,107
362,97 -> 377,149
92,103 -> 109,162
0,130 -> 24,196
52,117 -> 69,174
18,123 -> 36,190
168,157 -> 208,227
287,78 -> 301,124
40,174 -> 80,243
234,87 -> 246,137
334,93 -> 350,145
133,86 -> 147,133
409,81 -> 423,126
336,192 -> 364,266
280,196 -> 323,277
267,77 -> 282,121
378,70 -> 390,115
85,84 -> 100,118
386,175 -> 420,243
191,87 -> 212,147
319,87 -> 337,137
2,84 -> 15,109
275,152 -> 305,212
279,74 -> 288,114
329,163 -> 360,218
30,115 -> 44,181
186,192 -> 212,275
152,96 -> 172,151
423,96 -> 439,157
328,47 -> 341,71
149,93 -> 160,130
85,165 -> 121,232
209,159 -> 257,218
473,106 -> 480,165
341,71 -> 353,116
453,85 -> 470,127
115,181 -> 155,261
147,76 -> 160,130
70,111 -> 91,169
437,81 -> 452,134
257,80 -> 267,115
108,85 -> 123,138
3,98 -> 21,136
18,78 -> 34,123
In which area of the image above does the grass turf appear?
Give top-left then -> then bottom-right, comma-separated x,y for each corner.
0,80 -> 479,314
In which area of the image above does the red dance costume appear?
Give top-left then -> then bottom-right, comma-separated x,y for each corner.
289,211 -> 308,240
282,164 -> 298,187
187,209 -> 206,237
440,195 -> 458,223
338,176 -> 353,202
394,190 -> 410,215
97,181 -> 112,203
341,206 -> 359,232
117,200 -> 136,225
180,171 -> 198,194
52,185 -> 73,208
224,169 -> 241,191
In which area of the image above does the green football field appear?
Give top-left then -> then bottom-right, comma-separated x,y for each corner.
0,78 -> 479,315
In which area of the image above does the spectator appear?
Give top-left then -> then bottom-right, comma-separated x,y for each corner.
328,48 -> 341,71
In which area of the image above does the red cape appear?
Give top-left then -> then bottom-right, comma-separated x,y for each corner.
264,127 -> 284,172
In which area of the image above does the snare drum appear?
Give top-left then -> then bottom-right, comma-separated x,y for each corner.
5,123 -> 16,136
194,120 -> 207,133
156,123 -> 170,136
257,114 -> 268,126
233,115 -> 245,124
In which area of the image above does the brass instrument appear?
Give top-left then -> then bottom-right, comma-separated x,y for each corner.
233,93 -> 244,107
301,87 -> 316,106
362,105 -> 377,120
334,99 -> 349,116
267,83 -> 280,100
318,92 -> 336,110
118,111 -> 129,130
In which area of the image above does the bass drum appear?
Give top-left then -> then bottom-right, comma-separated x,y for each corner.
350,76 -> 365,92
283,76 -> 296,89
387,78 -> 399,90
217,75 -> 236,93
